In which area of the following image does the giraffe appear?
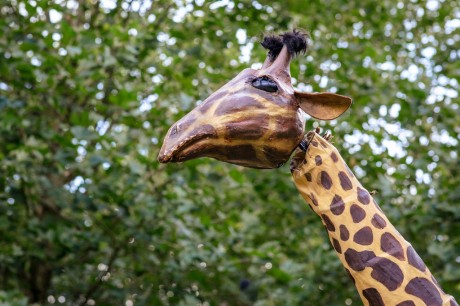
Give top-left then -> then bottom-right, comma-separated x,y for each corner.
158,31 -> 458,305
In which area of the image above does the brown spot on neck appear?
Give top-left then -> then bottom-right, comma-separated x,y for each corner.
340,225 -> 350,241
344,249 -> 376,271
407,246 -> 426,272
371,214 -> 387,229
332,238 -> 342,254
330,195 -> 345,215
362,288 -> 384,306
321,214 -> 335,231
353,226 -> 373,245
368,257 -> 404,291
338,171 -> 353,191
331,152 -> 339,162
310,192 -> 319,206
405,277 -> 442,306
350,204 -> 366,223
380,232 -> 405,261
320,171 -> 333,189
315,155 -> 322,165
357,187 -> 371,204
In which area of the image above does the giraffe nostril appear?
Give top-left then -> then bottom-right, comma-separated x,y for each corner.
171,125 -> 178,135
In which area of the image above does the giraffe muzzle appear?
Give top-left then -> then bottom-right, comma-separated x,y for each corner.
158,121 -> 218,164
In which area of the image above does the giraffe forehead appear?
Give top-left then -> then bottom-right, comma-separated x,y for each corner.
202,81 -> 295,118
212,67 -> 295,103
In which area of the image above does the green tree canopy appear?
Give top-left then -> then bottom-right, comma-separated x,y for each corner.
0,0 -> 458,305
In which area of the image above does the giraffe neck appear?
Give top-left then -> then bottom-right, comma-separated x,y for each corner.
291,132 -> 457,306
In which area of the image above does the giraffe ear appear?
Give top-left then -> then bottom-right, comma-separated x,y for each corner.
295,91 -> 352,120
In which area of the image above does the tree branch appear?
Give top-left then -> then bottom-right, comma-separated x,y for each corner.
77,246 -> 121,305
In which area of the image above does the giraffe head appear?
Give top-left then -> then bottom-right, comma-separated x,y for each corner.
158,30 -> 352,169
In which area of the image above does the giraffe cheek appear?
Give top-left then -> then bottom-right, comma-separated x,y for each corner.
224,114 -> 271,140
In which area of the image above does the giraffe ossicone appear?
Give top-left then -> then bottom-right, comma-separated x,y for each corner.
158,30 -> 352,169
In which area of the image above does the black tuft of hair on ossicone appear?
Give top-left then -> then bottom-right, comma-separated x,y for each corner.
281,29 -> 309,56
261,35 -> 283,61
261,30 -> 309,60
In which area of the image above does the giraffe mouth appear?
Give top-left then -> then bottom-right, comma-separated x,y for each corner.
157,134 -> 204,163
158,123 -> 218,164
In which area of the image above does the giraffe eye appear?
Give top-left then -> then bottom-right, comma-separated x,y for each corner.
251,76 -> 278,93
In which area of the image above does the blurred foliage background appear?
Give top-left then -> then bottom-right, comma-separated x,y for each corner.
0,0 -> 459,305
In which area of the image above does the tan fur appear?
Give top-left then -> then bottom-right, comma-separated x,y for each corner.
291,132 -> 457,306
